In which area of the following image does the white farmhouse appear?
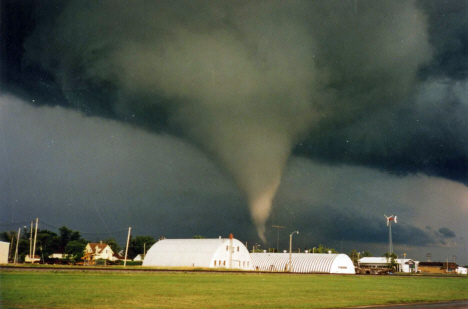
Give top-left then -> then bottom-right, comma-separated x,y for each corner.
84,241 -> 114,260
143,234 -> 252,269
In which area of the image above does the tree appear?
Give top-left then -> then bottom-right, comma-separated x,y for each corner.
1,226 -> 88,262
70,231 -> 82,242
65,240 -> 87,261
59,226 -> 72,247
349,250 -> 373,265
193,235 -> 205,239
35,230 -> 60,260
383,252 -> 398,269
314,244 -> 338,254
104,237 -> 121,253
349,249 -> 358,265
128,235 -> 156,259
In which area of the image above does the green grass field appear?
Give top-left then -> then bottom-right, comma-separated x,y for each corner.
1,270 -> 467,308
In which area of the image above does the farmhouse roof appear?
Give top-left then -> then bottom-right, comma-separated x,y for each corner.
113,252 -> 124,260
88,242 -> 109,253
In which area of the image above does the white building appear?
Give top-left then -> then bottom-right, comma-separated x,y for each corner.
456,266 -> 467,275
358,257 -> 419,273
143,235 -> 252,270
84,242 -> 114,260
0,241 -> 10,264
48,253 -> 70,259
24,255 -> 41,263
133,254 -> 145,262
250,253 -> 355,274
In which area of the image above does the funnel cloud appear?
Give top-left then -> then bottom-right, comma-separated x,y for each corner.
4,0 -> 464,241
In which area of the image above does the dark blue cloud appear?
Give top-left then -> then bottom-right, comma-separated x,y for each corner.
438,227 -> 456,238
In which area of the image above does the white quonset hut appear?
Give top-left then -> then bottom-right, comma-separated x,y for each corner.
143,234 -> 252,269
250,253 -> 355,274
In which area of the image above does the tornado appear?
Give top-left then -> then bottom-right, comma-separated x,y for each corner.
22,0 -> 432,240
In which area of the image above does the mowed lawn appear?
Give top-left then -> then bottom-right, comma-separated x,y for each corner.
1,270 -> 467,308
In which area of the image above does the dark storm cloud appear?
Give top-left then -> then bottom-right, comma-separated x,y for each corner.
268,202 -> 439,248
438,227 -> 456,238
294,80 -> 468,184
418,0 -> 468,80
2,0 -> 468,239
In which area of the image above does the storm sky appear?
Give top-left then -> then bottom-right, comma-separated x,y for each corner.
1,0 -> 468,264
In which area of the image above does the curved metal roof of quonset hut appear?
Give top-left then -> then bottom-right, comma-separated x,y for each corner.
142,237 -> 252,269
250,253 -> 355,274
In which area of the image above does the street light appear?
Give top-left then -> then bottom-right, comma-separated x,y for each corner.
289,231 -> 299,272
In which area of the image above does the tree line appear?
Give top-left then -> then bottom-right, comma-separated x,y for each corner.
0,226 -> 156,263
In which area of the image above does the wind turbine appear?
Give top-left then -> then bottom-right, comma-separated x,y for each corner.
384,214 -> 397,255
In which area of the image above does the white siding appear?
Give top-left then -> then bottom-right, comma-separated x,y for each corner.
250,253 -> 355,274
143,238 -> 252,269
0,241 -> 10,264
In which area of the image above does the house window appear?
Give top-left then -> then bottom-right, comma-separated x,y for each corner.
214,261 -> 217,266
239,261 -> 241,266
226,246 -> 228,251
223,261 -> 226,266
237,246 -> 239,252
243,261 -> 245,267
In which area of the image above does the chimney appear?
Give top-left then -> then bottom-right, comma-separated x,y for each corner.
100,240 -> 102,245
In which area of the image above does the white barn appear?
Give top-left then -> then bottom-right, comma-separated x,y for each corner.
143,235 -> 252,270
251,253 -> 355,274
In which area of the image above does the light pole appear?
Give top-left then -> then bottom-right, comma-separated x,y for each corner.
289,231 -> 299,272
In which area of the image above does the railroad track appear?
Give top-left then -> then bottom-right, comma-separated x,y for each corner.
1,265 -> 466,278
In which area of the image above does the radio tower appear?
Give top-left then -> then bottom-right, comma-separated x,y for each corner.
384,214 -> 397,255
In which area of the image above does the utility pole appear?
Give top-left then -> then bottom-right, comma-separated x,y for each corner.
29,220 -> 33,262
32,218 -> 38,264
14,228 -> 21,264
289,231 -> 299,272
272,225 -> 285,252
124,227 -> 131,267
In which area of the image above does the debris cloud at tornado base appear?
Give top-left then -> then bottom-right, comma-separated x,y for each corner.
20,1 -> 433,240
